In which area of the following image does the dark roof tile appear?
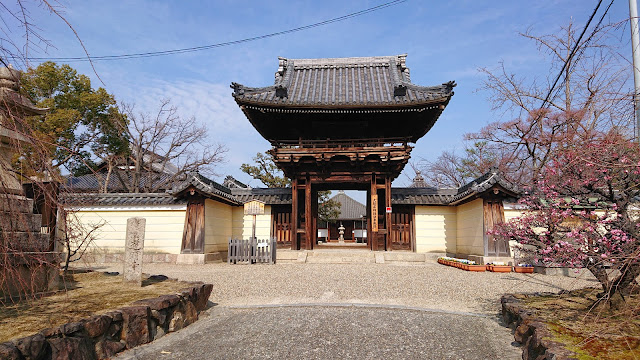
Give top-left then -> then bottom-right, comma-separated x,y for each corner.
330,191 -> 366,219
231,188 -> 292,205
232,55 -> 455,107
61,193 -> 185,207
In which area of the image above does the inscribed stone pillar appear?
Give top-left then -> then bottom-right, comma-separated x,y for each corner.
124,217 -> 146,286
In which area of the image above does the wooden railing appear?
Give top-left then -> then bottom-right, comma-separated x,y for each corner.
272,137 -> 410,149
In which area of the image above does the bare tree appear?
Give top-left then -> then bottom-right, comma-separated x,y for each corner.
419,151 -> 466,188
0,0 -> 100,79
420,140 -> 524,188
468,20 -> 633,183
94,100 -> 227,193
58,209 -> 103,274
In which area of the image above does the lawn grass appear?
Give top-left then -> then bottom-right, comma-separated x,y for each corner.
0,270 -> 192,342
522,288 -> 640,360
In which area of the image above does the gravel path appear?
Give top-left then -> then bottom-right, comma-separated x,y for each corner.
91,260 -> 597,315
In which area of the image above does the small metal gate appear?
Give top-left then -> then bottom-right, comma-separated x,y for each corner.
228,237 -> 276,264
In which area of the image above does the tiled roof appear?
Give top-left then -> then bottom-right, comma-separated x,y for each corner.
223,175 -> 250,189
232,55 -> 455,107
231,188 -> 292,205
410,171 -> 428,188
330,191 -> 366,220
63,169 -> 521,208
61,192 -> 186,207
391,187 -> 457,205
170,173 -> 238,204
450,168 -> 520,205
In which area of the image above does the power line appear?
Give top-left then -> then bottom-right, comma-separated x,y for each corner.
545,0 -> 615,108
23,1 -> 407,63
540,0 -> 608,110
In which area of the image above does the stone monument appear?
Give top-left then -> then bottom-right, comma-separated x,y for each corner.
124,217 -> 146,286
0,66 -> 58,299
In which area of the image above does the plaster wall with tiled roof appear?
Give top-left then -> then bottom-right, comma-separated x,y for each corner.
64,168 -> 520,208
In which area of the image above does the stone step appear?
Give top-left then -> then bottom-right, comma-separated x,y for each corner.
383,252 -> 426,263
276,250 -> 431,264
0,211 -> 42,233
0,195 -> 34,213
305,250 -> 376,264
2,231 -> 51,252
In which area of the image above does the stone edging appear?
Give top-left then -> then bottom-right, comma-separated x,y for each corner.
0,282 -> 213,359
501,294 -> 578,360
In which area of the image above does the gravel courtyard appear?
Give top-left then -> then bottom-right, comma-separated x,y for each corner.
101,259 -> 597,359
93,259 -> 597,315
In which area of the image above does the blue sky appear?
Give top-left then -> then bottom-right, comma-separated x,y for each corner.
9,0 -> 634,188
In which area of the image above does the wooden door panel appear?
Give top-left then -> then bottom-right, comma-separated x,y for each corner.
182,198 -> 204,254
484,200 -> 509,257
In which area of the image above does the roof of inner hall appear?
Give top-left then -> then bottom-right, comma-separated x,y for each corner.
231,54 -> 455,108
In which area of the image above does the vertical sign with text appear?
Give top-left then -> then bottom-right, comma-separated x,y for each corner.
371,194 -> 378,232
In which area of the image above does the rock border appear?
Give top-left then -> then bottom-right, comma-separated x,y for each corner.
501,294 -> 578,360
0,282 -> 213,360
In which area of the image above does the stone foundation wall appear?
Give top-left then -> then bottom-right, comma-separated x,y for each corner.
501,294 -> 578,360
0,252 -> 61,299
81,251 -> 228,264
0,283 -> 213,360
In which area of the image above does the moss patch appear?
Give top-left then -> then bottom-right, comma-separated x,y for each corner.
0,271 -> 191,342
523,288 -> 640,360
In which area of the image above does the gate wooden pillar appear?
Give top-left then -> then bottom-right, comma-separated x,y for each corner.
291,178 -> 299,250
311,188 -> 318,250
385,176 -> 392,251
305,176 -> 313,250
370,174 -> 378,251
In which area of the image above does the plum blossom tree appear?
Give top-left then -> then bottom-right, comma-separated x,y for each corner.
491,129 -> 640,308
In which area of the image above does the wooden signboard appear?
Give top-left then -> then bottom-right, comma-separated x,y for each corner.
371,194 -> 378,232
244,200 -> 265,215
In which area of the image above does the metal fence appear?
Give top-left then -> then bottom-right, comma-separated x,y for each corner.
228,237 -> 276,264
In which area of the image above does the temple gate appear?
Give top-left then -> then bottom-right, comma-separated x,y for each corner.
232,55 -> 455,250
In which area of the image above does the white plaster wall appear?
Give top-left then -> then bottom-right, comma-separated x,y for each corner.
455,198 -> 485,256
231,205 -> 272,240
204,199 -> 233,253
414,206 -> 457,253
70,208 -> 186,255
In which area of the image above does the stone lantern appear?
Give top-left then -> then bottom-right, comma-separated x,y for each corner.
338,223 -> 345,243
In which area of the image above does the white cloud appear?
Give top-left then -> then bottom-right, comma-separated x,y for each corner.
109,76 -> 272,183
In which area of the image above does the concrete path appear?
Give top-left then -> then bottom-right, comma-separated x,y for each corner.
92,259 -> 597,359
116,305 -> 521,360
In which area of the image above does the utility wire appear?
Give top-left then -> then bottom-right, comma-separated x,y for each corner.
545,0 -> 615,108
23,0 -> 406,63
540,0 -> 605,110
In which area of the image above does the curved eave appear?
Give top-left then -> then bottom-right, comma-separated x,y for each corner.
235,96 -> 452,144
170,174 -> 238,205
232,89 -> 453,109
